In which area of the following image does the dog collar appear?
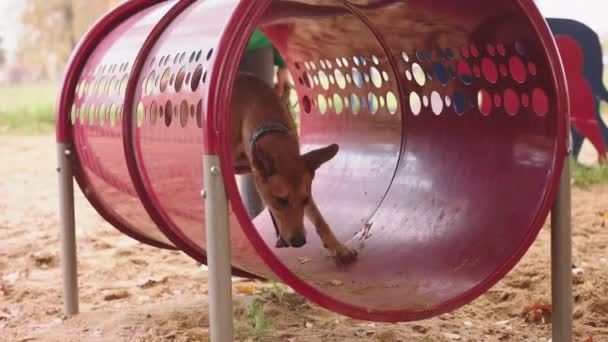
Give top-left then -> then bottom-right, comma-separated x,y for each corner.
248,122 -> 291,149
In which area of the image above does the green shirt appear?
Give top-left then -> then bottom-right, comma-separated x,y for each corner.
246,29 -> 286,68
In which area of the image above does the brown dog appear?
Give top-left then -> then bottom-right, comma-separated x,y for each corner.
230,72 -> 357,265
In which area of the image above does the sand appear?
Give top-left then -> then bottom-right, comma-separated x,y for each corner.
1,135 -> 606,342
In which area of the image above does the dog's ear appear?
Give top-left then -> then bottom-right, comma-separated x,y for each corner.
251,144 -> 276,179
302,143 -> 339,172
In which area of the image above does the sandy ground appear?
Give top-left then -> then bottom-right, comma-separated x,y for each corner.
0,135 -> 607,342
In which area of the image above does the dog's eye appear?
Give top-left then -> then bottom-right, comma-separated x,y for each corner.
302,197 -> 310,206
275,197 -> 289,208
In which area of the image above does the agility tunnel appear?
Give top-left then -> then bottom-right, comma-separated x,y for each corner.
56,0 -> 568,322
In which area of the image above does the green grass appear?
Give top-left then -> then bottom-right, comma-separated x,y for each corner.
235,298 -> 272,341
234,282 -> 288,341
0,81 -> 58,134
247,298 -> 271,337
571,158 -> 608,189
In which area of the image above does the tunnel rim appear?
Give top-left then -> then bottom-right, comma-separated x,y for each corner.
55,0 -> 177,250
213,0 -> 569,322
120,0 -> 261,279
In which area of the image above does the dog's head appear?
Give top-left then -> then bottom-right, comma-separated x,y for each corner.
251,143 -> 339,248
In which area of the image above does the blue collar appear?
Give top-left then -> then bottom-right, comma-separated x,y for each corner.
248,122 -> 292,150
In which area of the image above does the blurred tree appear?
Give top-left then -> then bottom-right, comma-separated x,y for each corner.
17,0 -> 119,80
18,0 -> 76,80
0,37 -> 6,67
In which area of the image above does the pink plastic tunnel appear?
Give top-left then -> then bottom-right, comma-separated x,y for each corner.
56,0 -> 568,322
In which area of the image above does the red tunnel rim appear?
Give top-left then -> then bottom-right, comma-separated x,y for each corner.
121,0 -> 261,280
55,0 -> 177,251
212,0 -> 569,322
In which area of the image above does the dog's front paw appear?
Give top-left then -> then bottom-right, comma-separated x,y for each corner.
332,244 -> 358,265
275,237 -> 289,248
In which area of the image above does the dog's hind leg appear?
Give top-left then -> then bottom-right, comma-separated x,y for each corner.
304,199 -> 357,265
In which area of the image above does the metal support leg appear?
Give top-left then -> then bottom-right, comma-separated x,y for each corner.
551,158 -> 573,342
57,143 -> 79,316
203,155 -> 234,342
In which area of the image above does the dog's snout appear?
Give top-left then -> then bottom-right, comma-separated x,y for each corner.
290,234 -> 306,248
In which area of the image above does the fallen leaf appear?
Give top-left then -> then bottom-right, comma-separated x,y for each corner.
30,252 -> 55,268
376,330 -> 397,341
2,272 -> 19,284
235,284 -> 257,295
355,329 -> 366,337
411,325 -> 429,334
136,276 -> 168,289
45,307 -> 60,316
298,257 -> 312,264
384,281 -> 398,288
130,259 -> 148,266
582,281 -> 595,293
305,321 -> 313,329
523,302 -> 552,324
93,241 -> 113,249
185,327 -> 208,340
442,332 -> 461,340
114,249 -> 134,257
9,306 -> 21,317
17,337 -> 36,342
137,296 -> 151,303
329,280 -> 343,287
103,290 -> 129,301
572,268 -> 584,275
